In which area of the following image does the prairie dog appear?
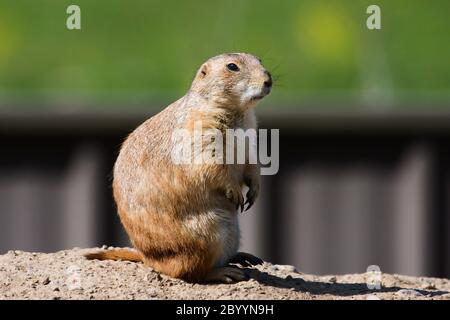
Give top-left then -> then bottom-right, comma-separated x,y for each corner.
85,53 -> 272,283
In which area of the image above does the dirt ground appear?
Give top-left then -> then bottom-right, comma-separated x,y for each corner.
0,247 -> 449,300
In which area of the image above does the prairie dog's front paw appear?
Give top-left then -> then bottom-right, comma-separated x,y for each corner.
244,178 -> 260,211
225,187 -> 244,212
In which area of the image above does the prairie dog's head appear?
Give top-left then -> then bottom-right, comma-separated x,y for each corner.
190,53 -> 272,109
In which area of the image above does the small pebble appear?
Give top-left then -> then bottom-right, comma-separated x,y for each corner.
147,288 -> 160,297
328,276 -> 337,283
424,282 -> 436,290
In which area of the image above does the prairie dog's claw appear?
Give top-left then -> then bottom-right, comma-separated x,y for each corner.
244,184 -> 259,212
205,266 -> 248,283
229,252 -> 264,267
244,199 -> 253,212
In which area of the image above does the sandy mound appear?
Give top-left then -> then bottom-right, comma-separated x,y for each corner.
0,248 -> 449,300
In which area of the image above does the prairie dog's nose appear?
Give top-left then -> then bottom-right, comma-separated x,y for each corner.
264,71 -> 272,88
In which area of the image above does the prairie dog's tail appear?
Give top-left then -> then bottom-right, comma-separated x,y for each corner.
84,248 -> 143,263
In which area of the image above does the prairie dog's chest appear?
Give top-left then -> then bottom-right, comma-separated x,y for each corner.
228,109 -> 257,178
233,109 -> 257,130
234,109 -> 257,156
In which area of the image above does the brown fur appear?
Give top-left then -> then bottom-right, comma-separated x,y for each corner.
85,248 -> 142,262
85,53 -> 272,283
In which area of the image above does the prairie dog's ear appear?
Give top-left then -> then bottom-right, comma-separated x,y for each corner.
196,63 -> 208,79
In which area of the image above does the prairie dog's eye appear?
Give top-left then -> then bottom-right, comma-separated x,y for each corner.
226,63 -> 239,72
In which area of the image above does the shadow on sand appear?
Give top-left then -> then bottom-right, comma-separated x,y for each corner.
244,268 -> 448,297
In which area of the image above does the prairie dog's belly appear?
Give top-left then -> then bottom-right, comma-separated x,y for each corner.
213,209 -> 240,266
183,208 -> 240,267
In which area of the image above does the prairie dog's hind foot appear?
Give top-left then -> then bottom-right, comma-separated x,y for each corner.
204,266 -> 249,283
229,252 -> 264,267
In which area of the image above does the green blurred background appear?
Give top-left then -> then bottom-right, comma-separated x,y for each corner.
1,0 -> 449,109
